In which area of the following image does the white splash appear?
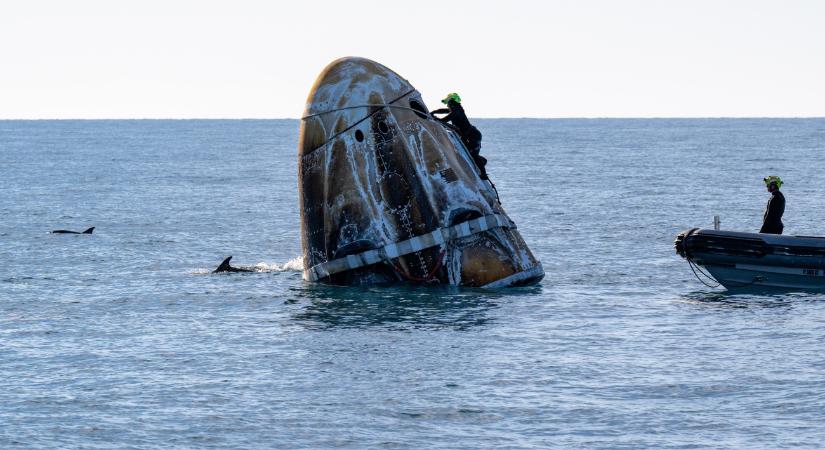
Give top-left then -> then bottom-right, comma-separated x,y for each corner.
193,256 -> 304,275
248,257 -> 304,272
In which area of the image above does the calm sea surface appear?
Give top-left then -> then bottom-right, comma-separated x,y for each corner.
2,118 -> 825,448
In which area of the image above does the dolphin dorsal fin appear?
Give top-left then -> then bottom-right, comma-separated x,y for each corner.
214,256 -> 233,273
82,227 -> 95,234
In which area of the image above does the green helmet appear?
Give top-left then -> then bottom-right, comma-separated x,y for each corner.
441,92 -> 461,104
763,175 -> 783,189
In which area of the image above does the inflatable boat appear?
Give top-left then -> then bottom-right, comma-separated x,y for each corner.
675,228 -> 825,291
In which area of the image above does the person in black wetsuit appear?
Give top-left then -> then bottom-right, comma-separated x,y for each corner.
431,93 -> 488,180
760,175 -> 785,234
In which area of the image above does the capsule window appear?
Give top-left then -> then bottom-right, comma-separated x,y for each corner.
377,120 -> 389,134
408,99 -> 429,119
354,129 -> 364,142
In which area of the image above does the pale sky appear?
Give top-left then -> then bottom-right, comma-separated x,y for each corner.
1,0 -> 823,119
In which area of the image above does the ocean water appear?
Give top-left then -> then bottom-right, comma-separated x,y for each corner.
2,118 -> 825,448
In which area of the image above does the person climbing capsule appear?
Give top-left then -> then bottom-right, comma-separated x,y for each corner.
431,93 -> 488,180
760,175 -> 785,235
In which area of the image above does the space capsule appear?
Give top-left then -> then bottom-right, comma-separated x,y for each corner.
298,57 -> 543,287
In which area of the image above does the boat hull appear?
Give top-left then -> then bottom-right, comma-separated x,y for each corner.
675,228 -> 825,291
703,264 -> 825,291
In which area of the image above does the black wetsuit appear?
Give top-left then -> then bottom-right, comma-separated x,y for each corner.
432,100 -> 487,179
760,190 -> 785,234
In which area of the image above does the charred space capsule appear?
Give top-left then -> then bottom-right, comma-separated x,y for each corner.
298,57 -> 543,287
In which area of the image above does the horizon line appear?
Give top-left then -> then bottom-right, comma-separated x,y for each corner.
1,116 -> 823,121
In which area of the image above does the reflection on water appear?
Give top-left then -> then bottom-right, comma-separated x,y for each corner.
679,289 -> 824,309
289,283 -> 542,330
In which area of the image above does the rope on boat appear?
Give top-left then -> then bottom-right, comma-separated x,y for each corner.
686,257 -> 765,289
686,258 -> 721,288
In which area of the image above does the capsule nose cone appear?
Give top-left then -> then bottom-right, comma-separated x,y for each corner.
302,57 -> 413,117
300,57 -> 415,157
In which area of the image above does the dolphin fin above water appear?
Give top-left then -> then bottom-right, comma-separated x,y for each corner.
51,226 -> 95,234
213,256 -> 254,273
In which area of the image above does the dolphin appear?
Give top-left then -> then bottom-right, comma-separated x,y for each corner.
51,227 -> 95,234
213,256 -> 255,273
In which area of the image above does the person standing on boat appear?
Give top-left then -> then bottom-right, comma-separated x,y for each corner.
760,175 -> 785,234
431,93 -> 488,180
